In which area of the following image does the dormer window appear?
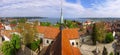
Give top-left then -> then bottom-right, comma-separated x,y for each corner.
51,41 -> 54,44
76,42 -> 78,45
47,40 -> 49,43
72,42 -> 74,45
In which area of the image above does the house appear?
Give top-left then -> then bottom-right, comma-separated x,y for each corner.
83,20 -> 92,26
0,30 -> 19,43
37,26 -> 82,55
37,26 -> 81,48
44,29 -> 82,55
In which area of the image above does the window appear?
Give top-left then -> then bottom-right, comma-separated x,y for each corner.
47,40 -> 49,43
76,42 -> 78,45
51,41 -> 54,44
72,42 -> 74,45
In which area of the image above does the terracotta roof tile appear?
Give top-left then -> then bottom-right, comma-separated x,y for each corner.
0,23 -> 3,30
10,24 -> 16,27
37,26 -> 79,39
62,31 -> 74,55
44,29 -> 81,55
1,30 -> 16,39
63,29 -> 79,39
72,47 -> 82,55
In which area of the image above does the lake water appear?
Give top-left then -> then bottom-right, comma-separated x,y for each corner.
28,18 -> 120,24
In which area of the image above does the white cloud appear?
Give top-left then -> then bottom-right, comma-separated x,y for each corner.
90,0 -> 120,17
0,0 -> 120,18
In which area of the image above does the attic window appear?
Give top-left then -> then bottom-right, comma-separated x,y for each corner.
51,41 -> 53,44
72,42 -> 74,45
76,42 -> 78,45
47,40 -> 49,43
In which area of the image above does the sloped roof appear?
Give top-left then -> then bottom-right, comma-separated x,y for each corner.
0,23 -> 3,30
72,47 -> 81,55
1,30 -> 16,39
37,26 -> 79,39
44,29 -> 81,55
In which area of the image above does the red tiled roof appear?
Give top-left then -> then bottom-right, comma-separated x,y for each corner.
1,30 -> 16,39
44,29 -> 81,55
0,23 -> 3,30
72,47 -> 82,55
37,26 -> 79,39
63,29 -> 79,39
10,24 -> 16,27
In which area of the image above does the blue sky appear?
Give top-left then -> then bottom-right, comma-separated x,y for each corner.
67,0 -> 106,8
0,0 -> 120,18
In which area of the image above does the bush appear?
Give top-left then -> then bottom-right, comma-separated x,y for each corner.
105,32 -> 114,43
1,34 -> 21,55
11,34 -> 21,50
1,41 -> 15,55
27,40 -> 41,51
109,52 -> 113,55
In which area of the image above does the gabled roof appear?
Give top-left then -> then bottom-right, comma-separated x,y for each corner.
0,23 -> 3,30
44,29 -> 81,55
37,26 -> 79,39
1,30 -> 16,39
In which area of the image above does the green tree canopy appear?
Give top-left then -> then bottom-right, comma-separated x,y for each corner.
10,20 -> 17,24
40,22 -> 51,26
17,23 -> 38,45
92,22 -> 106,45
1,34 -> 21,55
105,32 -> 114,43
27,40 -> 41,51
1,41 -> 15,55
18,18 -> 26,23
11,34 -> 21,50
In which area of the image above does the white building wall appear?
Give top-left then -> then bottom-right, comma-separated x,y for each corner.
4,25 -> 12,30
3,35 -> 10,41
113,31 -> 115,37
70,39 -> 80,48
43,38 -> 53,47
43,38 -> 80,48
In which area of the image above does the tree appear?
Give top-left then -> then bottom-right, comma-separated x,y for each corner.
40,22 -> 51,26
92,22 -> 106,44
109,52 -> 113,55
27,40 -> 41,51
105,32 -> 114,43
92,24 -> 97,45
54,20 -> 79,28
16,22 -> 38,45
102,46 -> 108,55
1,34 -> 21,55
10,20 -> 17,24
1,41 -> 15,55
11,34 -> 21,51
18,18 -> 26,23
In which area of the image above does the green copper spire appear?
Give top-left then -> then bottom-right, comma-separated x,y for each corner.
60,0 -> 64,30
60,0 -> 64,24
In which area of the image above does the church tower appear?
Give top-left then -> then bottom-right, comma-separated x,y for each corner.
60,0 -> 64,30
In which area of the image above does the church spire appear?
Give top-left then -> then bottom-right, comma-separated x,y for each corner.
60,0 -> 64,24
60,0 -> 64,30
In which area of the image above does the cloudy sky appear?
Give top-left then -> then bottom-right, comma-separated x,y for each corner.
0,0 -> 120,18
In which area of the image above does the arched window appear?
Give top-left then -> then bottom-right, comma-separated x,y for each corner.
47,40 -> 49,43
72,42 -> 74,45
